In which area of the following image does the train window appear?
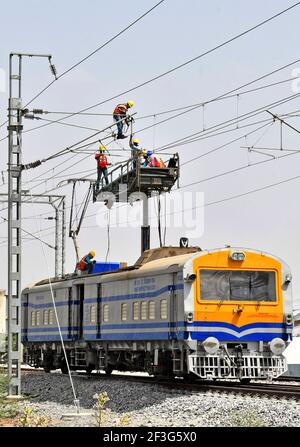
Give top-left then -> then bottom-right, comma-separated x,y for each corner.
121,303 -> 127,321
90,305 -> 96,323
141,302 -> 147,320
43,310 -> 49,326
49,309 -> 54,325
199,270 -> 276,302
160,299 -> 168,319
36,311 -> 40,326
149,301 -> 155,320
103,304 -> 109,322
133,302 -> 139,320
31,311 -> 36,327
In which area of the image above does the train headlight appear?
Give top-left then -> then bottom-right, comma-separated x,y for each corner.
229,251 -> 246,261
203,337 -> 220,355
269,338 -> 286,355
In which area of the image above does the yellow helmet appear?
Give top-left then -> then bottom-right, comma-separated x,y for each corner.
89,250 -> 95,257
99,144 -> 106,152
127,100 -> 134,108
132,138 -> 139,145
142,150 -> 147,156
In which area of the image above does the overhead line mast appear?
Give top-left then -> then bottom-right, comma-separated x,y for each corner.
7,52 -> 56,397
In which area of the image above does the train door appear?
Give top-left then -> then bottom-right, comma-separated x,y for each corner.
169,273 -> 178,339
22,294 -> 29,343
76,284 -> 85,339
67,288 -> 73,340
97,283 -> 102,339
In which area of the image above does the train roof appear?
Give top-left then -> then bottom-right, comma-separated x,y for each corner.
23,245 -> 291,291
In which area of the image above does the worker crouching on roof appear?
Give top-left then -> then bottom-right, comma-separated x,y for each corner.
113,100 -> 134,139
77,250 -> 96,274
95,145 -> 110,190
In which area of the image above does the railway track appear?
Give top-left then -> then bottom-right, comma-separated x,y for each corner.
17,368 -> 300,401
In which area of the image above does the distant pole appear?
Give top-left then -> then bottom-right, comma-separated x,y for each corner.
141,196 -> 150,254
7,52 -> 54,396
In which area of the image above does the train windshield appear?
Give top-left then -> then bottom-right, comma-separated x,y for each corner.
199,270 -> 276,302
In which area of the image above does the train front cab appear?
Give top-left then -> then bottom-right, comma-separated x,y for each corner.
186,248 -> 293,380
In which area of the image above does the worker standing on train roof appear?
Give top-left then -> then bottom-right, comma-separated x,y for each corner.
77,250 -> 96,274
95,144 -> 111,190
113,100 -> 134,139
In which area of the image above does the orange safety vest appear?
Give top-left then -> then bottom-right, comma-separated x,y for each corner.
113,103 -> 127,115
149,155 -> 161,167
95,153 -> 108,168
77,259 -> 87,270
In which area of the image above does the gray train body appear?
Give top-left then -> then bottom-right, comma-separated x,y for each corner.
21,247 -> 293,380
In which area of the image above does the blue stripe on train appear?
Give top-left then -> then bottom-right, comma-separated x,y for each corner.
22,284 -> 184,309
190,331 -> 289,342
22,321 -> 287,333
22,330 -> 287,342
189,321 -> 286,330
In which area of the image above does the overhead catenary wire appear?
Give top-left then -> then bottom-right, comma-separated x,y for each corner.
22,90 -> 300,174
1,90 -> 300,228
155,92 -> 300,152
5,3 -> 299,141
0,111 -> 293,226
0,0 -> 166,131
0,102 -> 298,227
22,71 -> 300,125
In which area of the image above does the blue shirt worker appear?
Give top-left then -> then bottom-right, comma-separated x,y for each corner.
77,250 -> 96,274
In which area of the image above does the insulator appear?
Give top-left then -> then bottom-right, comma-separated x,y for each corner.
50,64 -> 57,78
24,114 -> 35,120
32,109 -> 44,114
21,160 -> 42,171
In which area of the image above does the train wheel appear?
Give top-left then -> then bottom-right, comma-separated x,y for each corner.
44,366 -> 51,373
104,365 -> 113,376
60,358 -> 68,375
240,378 -> 251,384
86,365 -> 94,374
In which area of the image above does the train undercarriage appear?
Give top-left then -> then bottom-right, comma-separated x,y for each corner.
23,340 -> 287,382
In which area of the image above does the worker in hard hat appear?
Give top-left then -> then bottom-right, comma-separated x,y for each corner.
113,101 -> 134,139
141,150 -> 148,167
95,144 -> 111,190
77,250 -> 96,274
129,135 -> 141,169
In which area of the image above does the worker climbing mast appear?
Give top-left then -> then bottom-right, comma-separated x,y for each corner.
93,102 -> 180,253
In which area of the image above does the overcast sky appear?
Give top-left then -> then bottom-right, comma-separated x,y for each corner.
1,0 -> 300,310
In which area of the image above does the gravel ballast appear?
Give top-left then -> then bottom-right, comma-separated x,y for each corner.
14,372 -> 300,427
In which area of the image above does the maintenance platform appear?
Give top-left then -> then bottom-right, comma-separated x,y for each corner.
93,154 -> 179,202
